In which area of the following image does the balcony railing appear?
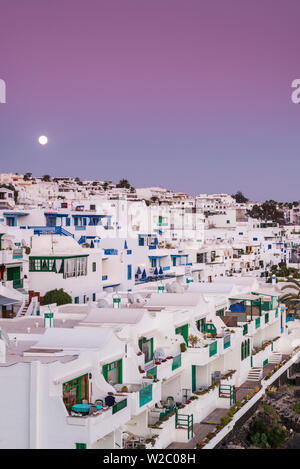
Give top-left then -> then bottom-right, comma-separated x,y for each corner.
12,249 -> 23,259
261,301 -> 272,311
223,335 -> 231,350
209,341 -> 218,357
13,279 -> 23,289
112,398 -> 127,415
172,354 -> 182,371
146,365 -> 157,378
139,384 -> 153,407
104,249 -> 118,255
265,313 -> 269,324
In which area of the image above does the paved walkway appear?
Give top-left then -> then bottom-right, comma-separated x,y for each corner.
167,356 -> 291,449
167,408 -> 228,449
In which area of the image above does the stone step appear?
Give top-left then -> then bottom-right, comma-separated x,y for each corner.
247,367 -> 263,381
268,353 -> 282,364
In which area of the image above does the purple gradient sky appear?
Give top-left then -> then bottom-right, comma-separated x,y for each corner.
1,0 -> 300,201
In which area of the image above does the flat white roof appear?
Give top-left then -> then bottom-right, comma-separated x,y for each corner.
146,292 -> 203,307
82,308 -> 145,324
33,326 -> 114,350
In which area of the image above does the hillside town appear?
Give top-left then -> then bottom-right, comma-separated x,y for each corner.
1,172 -> 300,449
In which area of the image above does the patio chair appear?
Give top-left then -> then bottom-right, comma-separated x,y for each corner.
166,396 -> 175,406
88,405 -> 98,415
94,399 -> 103,406
105,395 -> 116,407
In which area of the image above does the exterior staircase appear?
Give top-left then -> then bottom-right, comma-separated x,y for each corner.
247,367 -> 263,381
19,296 -> 30,317
268,352 -> 282,364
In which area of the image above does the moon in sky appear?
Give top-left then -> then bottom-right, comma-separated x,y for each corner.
38,135 -> 48,145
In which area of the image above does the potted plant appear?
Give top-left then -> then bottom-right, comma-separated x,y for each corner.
180,343 -> 187,353
188,334 -> 200,348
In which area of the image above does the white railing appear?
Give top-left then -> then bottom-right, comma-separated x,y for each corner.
16,295 -> 26,318
24,298 -> 35,317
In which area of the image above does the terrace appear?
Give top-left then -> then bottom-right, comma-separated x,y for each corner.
66,394 -> 130,443
113,380 -> 162,416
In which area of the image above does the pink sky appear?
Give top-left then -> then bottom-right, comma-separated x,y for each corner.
0,0 -> 300,200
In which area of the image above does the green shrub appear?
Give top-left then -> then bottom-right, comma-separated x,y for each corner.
292,401 -> 300,414
42,288 -> 72,306
180,342 -> 187,353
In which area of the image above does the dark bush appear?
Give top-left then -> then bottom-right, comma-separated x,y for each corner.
43,288 -> 72,306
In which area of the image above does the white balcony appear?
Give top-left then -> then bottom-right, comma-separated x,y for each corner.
117,381 -> 162,416
0,249 -> 23,265
66,397 -> 130,444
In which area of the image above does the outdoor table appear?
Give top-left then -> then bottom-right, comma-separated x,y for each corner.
72,403 -> 103,414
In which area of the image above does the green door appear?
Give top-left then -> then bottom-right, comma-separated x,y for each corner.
176,324 -> 189,345
192,365 -> 196,392
63,374 -> 89,412
7,266 -> 20,282
138,337 -> 154,363
7,266 -> 21,288
103,359 -> 123,385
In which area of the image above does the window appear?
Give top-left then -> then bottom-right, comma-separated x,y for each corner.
241,339 -> 250,360
92,262 -> 96,272
6,217 -> 15,227
138,337 -> 154,363
127,264 -> 132,280
103,359 -> 123,385
63,374 -> 89,413
64,257 -> 88,278
196,318 -> 206,332
175,324 -> 189,345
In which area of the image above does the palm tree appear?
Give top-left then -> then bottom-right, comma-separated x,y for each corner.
280,278 -> 300,313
